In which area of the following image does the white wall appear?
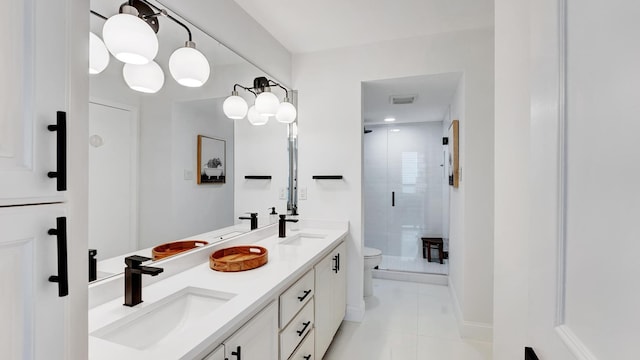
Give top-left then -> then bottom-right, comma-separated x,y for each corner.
293,28 -> 494,329
234,116 -> 289,225
171,98 -> 235,239
445,77 -> 467,332
493,0 -> 530,357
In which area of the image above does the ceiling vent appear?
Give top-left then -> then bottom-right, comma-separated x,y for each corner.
389,94 -> 417,105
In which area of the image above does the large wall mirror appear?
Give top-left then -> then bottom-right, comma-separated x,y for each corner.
89,0 -> 295,282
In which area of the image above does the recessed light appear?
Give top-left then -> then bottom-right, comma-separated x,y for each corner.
390,129 -> 400,132
384,117 -> 396,122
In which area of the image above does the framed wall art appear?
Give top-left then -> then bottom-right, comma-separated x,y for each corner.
197,135 -> 226,184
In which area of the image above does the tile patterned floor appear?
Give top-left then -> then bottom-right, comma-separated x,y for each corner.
322,279 -> 491,360
379,255 -> 449,275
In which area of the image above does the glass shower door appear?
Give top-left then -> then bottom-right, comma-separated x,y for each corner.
364,122 -> 444,273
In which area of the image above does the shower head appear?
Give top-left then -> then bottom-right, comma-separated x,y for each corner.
364,128 -> 372,134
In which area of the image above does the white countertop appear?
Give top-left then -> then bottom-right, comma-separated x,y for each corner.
88,222 -> 347,360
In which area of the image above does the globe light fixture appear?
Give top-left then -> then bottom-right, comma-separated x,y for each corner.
89,32 -> 110,74
223,91 -> 249,119
102,5 -> 159,65
247,105 -> 269,126
276,98 -> 297,123
222,77 -> 296,126
169,41 -> 210,87
123,61 -> 165,93
254,90 -> 280,116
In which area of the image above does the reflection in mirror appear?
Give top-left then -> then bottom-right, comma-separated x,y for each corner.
89,0 -> 291,282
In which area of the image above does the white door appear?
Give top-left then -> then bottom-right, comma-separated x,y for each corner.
332,243 -> 347,334
88,102 -> 138,260
224,301 -> 278,360
0,204 -> 67,359
527,0 -> 639,358
314,250 -> 334,359
0,0 -> 68,205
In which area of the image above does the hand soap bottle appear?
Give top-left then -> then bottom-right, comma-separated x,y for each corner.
268,207 -> 278,224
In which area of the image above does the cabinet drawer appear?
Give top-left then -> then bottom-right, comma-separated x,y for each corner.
280,269 -> 314,328
286,329 -> 315,360
280,298 -> 314,360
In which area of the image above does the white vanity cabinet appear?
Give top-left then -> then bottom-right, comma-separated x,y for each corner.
314,242 -> 347,359
223,301 -> 278,360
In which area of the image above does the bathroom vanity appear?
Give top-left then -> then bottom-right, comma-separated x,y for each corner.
88,220 -> 348,359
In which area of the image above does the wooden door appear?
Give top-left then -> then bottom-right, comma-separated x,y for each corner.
332,242 -> 347,335
0,0 -> 68,205
224,301 -> 278,360
314,250 -> 334,359
527,0 -> 640,358
0,204 -> 67,359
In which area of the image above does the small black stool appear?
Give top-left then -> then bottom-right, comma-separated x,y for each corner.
421,237 -> 444,264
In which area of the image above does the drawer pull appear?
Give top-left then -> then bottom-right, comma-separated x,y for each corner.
298,289 -> 312,302
231,345 -> 241,360
296,321 -> 311,336
303,355 -> 311,360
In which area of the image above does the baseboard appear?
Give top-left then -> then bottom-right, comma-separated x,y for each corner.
345,300 -> 365,322
372,269 -> 448,285
448,279 -> 493,342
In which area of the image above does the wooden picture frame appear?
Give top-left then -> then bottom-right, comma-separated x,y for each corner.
197,135 -> 226,184
448,120 -> 460,188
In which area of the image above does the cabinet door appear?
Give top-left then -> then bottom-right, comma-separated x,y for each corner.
314,247 -> 336,359
0,204 -> 67,359
0,0 -> 68,204
332,242 -> 347,334
224,301 -> 278,360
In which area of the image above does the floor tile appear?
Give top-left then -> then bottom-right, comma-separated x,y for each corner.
323,279 -> 491,360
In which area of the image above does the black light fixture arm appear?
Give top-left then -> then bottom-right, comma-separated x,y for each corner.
233,83 -> 257,97
138,0 -> 193,41
90,10 -> 108,21
268,80 -> 290,98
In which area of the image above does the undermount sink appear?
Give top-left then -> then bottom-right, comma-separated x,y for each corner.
280,233 -> 327,246
91,287 -> 236,350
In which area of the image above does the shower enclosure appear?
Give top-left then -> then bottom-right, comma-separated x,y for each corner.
364,121 -> 447,274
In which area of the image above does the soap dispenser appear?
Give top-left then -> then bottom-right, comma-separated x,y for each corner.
268,207 -> 278,224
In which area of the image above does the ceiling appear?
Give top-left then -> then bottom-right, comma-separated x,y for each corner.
232,0 -> 493,53
362,72 -> 461,125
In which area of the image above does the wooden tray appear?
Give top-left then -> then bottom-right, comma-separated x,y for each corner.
152,240 -> 209,260
209,246 -> 268,272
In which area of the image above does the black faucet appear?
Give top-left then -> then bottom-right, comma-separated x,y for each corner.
279,214 -> 299,238
239,213 -> 258,230
124,255 -> 163,307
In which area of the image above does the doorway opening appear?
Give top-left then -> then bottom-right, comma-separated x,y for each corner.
362,72 -> 462,276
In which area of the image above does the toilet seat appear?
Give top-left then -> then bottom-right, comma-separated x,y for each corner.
364,247 -> 382,258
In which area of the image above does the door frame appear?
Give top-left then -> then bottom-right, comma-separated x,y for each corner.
88,98 -> 140,253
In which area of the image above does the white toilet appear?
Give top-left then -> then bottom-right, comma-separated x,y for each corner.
363,247 -> 382,297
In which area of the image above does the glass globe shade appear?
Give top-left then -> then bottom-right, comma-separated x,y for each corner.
247,105 -> 269,126
254,91 -> 280,116
223,95 -> 249,119
89,32 -> 110,74
276,101 -> 297,123
169,46 -> 210,87
123,61 -> 164,93
103,13 -> 158,65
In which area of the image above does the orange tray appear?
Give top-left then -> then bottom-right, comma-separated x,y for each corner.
209,245 -> 268,272
152,240 -> 208,260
